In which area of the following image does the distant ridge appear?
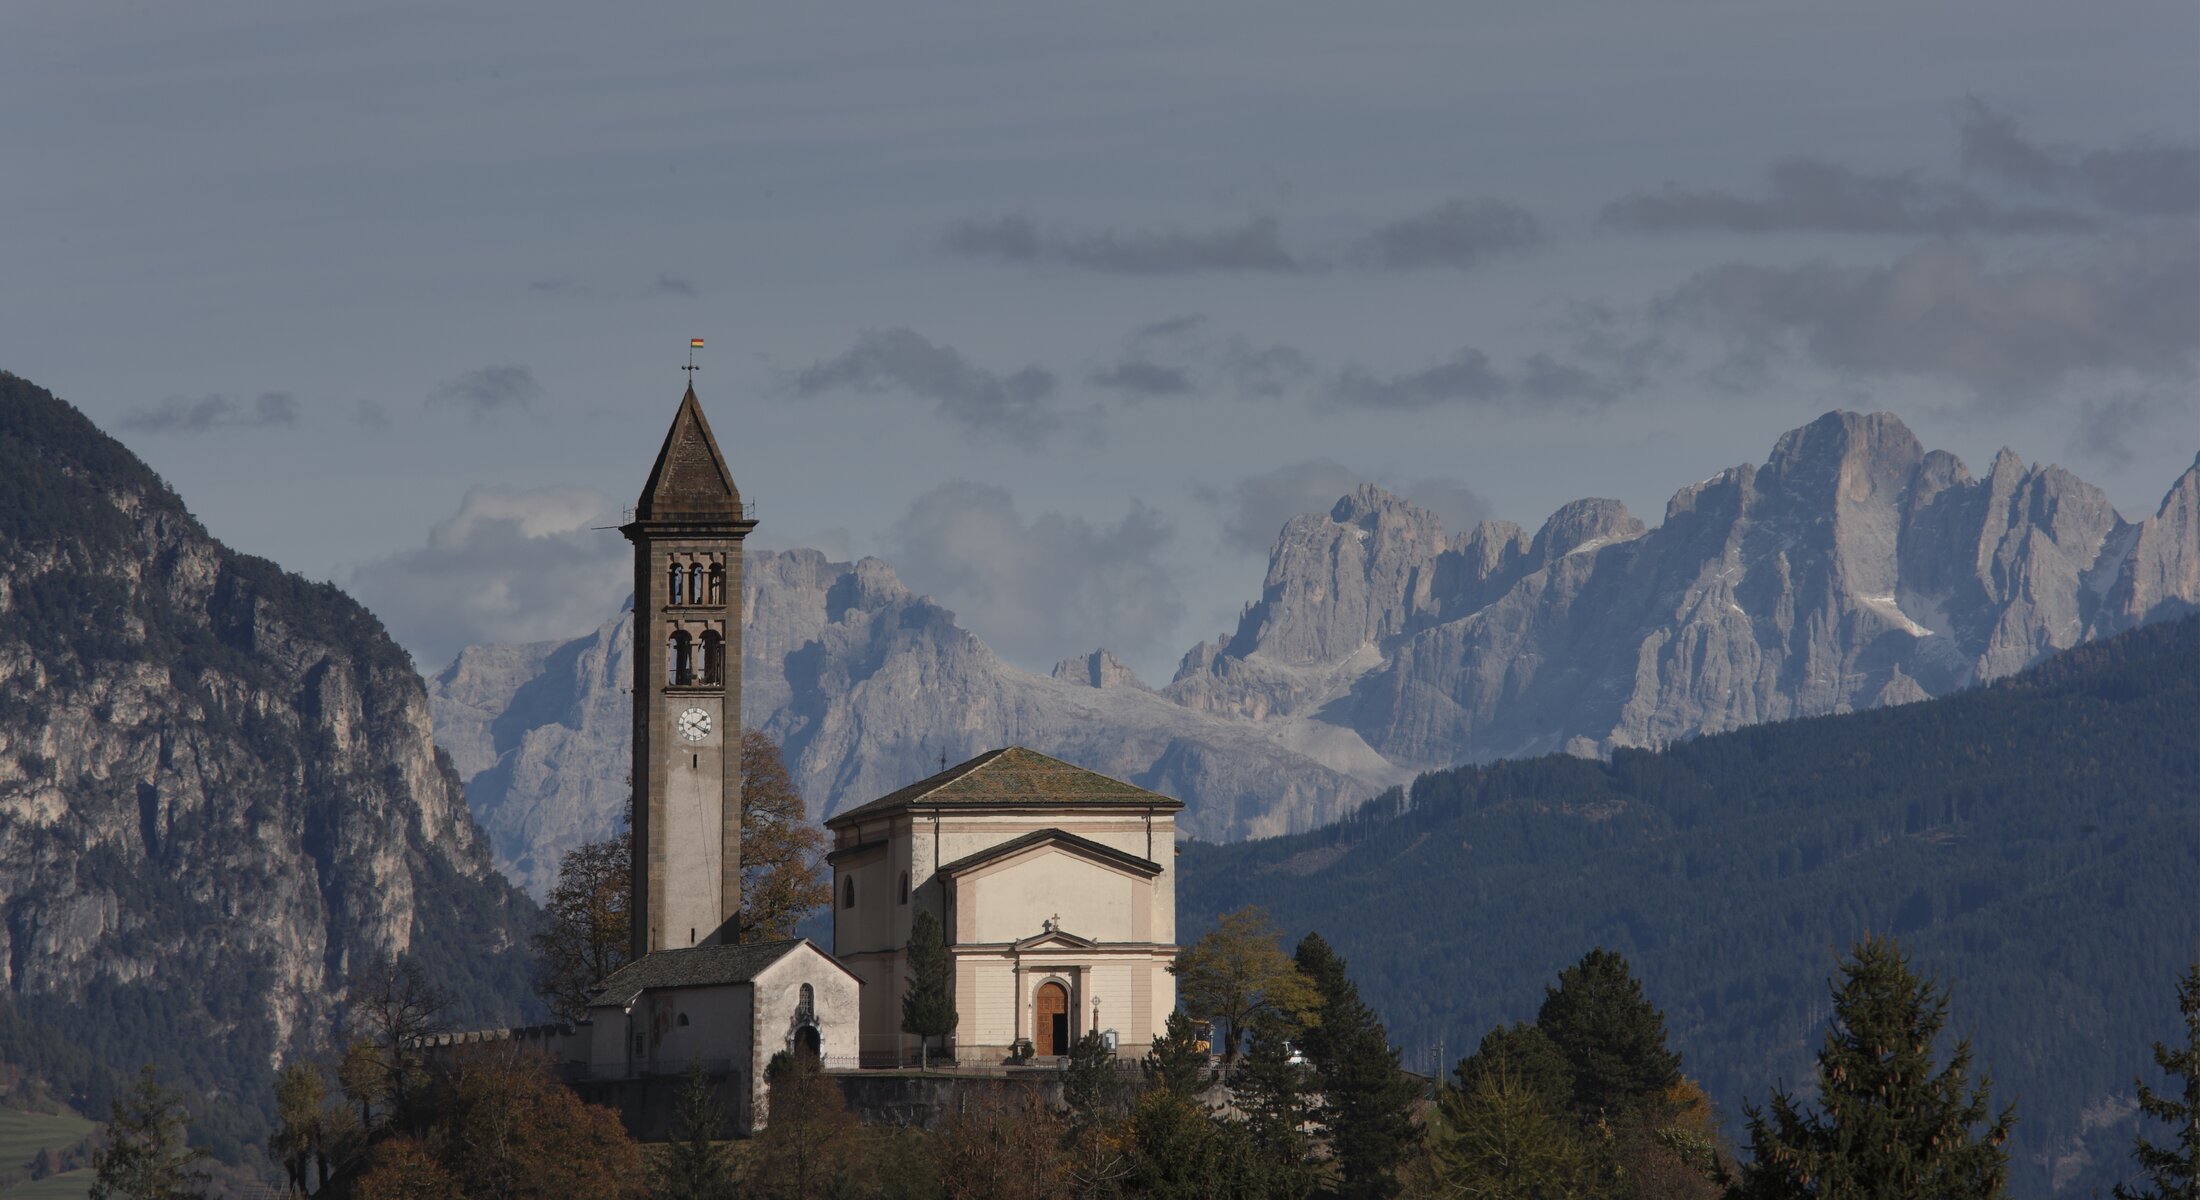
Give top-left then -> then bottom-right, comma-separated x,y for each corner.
432,411 -> 2200,897
1176,616 -> 2200,1199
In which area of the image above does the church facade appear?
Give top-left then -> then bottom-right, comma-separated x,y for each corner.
827,747 -> 1182,1066
563,382 -> 1183,1132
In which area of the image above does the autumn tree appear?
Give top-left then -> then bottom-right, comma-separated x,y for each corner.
271,1060 -> 342,1195
346,958 -> 450,1132
1536,948 -> 1683,1122
937,1083 -> 1071,1200
415,1045 -> 644,1200
1735,937 -> 2013,1200
738,728 -> 831,940
532,836 -> 632,1021
2115,961 -> 2200,1200
1171,906 -> 1320,1071
903,908 -> 958,1069
90,1065 -> 209,1200
749,1050 -> 862,1199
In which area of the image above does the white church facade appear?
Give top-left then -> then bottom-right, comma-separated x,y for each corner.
550,382 -> 1183,1132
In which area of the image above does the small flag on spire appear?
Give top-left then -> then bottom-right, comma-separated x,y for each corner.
690,337 -> 706,349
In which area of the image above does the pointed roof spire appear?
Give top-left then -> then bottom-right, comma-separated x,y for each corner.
634,385 -> 743,520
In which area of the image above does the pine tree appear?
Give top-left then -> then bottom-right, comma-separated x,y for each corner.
1453,1022 -> 1574,1112
1296,933 -> 1422,1200
1143,1009 -> 1215,1099
1128,1089 -> 1220,1200
1536,947 -> 1683,1121
91,1065 -> 210,1200
2114,961 -> 2200,1200
1426,1068 -> 1603,1200
1233,1024 -> 1319,1200
901,908 -> 957,1069
1062,1029 -> 1128,1125
654,1061 -> 738,1200
1736,936 -> 2014,1200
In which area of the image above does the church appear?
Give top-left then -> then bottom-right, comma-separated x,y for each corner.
561,382 -> 1183,1132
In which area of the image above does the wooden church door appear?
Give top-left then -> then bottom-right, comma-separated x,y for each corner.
1036,982 -> 1069,1056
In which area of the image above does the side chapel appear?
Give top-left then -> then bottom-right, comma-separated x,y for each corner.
571,382 -> 1183,1131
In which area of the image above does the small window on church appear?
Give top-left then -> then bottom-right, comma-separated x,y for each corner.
668,562 -> 685,606
843,876 -> 856,908
677,1012 -> 690,1027
800,983 -> 814,1009
708,562 -> 726,604
689,562 -> 705,605
898,871 -> 909,904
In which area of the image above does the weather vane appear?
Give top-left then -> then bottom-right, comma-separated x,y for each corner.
683,337 -> 704,379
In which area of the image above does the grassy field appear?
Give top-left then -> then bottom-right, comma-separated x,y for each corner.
0,1166 -> 93,1197
0,1108 -> 96,1198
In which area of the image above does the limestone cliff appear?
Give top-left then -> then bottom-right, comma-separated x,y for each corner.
0,373 -> 537,1148
434,411 -> 2198,891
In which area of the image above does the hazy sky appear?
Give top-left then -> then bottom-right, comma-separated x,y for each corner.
6,2 -> 2196,680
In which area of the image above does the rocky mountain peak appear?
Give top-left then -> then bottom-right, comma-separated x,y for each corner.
1528,497 -> 1644,564
1051,648 -> 1151,691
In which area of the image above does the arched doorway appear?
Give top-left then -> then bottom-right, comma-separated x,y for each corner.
794,1025 -> 821,1061
1035,981 -> 1069,1056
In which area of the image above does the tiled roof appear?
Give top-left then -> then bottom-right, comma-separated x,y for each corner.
826,746 -> 1184,828
936,827 -> 1163,878
586,939 -> 805,1008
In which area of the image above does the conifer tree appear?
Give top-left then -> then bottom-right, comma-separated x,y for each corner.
91,1065 -> 210,1200
901,908 -> 957,1069
654,1062 -> 737,1200
1426,1068 -> 1603,1200
1296,933 -> 1423,1200
1453,1022 -> 1574,1112
1142,1009 -> 1215,1099
1233,1024 -> 1319,1200
1736,936 -> 2014,1200
1537,948 -> 1683,1122
2114,961 -> 2200,1200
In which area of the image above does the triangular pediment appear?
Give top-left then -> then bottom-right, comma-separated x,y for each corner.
1011,928 -> 1101,952
635,386 -> 742,520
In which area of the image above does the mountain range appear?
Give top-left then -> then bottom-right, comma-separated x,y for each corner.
433,410 -> 2199,898
0,373 -> 539,1157
1173,615 -> 2200,1199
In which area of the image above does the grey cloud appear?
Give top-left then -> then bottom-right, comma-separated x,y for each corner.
1200,460 -> 1493,554
430,365 -> 541,418
1959,99 -> 2200,217
1358,198 -> 1546,269
886,481 -> 1182,665
527,277 -> 574,294
944,214 -> 1301,275
653,273 -> 698,296
791,329 -> 1060,447
1601,157 -> 2093,235
120,391 -> 299,434
1657,230 -> 2200,396
349,486 -> 627,670
1200,459 -> 1365,553
1327,349 -> 1510,411
1090,360 -> 1194,398
1517,353 -> 1620,404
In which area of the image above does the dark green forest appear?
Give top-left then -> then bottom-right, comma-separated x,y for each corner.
1178,617 -> 2200,1198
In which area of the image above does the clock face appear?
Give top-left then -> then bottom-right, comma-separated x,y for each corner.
676,707 -> 712,742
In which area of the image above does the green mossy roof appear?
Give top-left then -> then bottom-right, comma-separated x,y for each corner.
826,746 -> 1184,828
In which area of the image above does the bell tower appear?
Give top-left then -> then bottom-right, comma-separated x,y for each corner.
623,385 -> 754,955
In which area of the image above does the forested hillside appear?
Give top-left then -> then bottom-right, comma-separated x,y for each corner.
1178,617 -> 2200,1197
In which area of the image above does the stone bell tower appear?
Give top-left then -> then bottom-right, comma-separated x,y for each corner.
622,385 -> 754,955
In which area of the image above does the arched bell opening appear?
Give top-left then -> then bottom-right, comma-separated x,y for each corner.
667,631 -> 694,686
700,631 -> 724,685
707,562 -> 726,604
667,561 -> 686,606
